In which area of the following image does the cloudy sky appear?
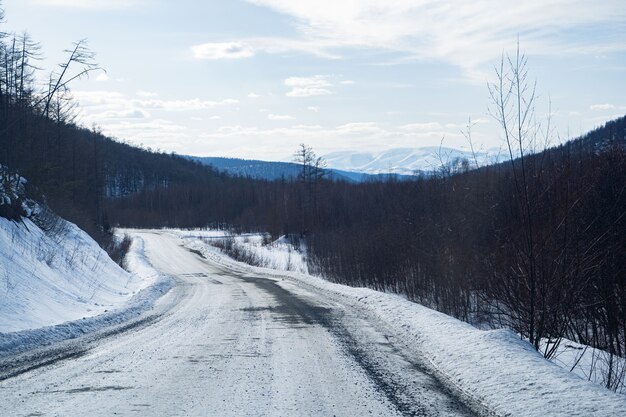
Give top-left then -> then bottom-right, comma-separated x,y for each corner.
4,0 -> 626,160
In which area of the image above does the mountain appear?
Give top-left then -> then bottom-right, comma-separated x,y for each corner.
188,156 -> 414,182
189,157 -> 319,181
322,147 -> 499,176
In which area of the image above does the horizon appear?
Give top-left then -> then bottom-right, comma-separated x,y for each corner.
4,0 -> 626,162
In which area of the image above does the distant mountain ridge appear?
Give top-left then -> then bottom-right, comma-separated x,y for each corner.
187,122 -> 626,182
188,156 -> 413,182
322,147 -> 500,176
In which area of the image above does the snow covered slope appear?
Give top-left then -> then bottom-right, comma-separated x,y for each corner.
0,214 -> 157,333
323,147 -> 499,175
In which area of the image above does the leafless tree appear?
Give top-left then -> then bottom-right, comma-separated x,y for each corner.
461,117 -> 481,170
43,39 -> 101,118
293,143 -> 326,234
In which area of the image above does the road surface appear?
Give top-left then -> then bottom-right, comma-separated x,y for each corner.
0,231 -> 478,416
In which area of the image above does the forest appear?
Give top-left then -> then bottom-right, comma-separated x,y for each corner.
0,4 -> 624,391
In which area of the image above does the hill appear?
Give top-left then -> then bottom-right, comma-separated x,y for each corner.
188,156 -> 414,182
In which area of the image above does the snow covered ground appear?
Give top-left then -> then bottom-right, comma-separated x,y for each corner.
180,230 -> 626,416
545,338 -> 626,395
2,221 -> 625,416
1,230 -> 477,417
173,229 -> 308,274
0,215 -> 172,356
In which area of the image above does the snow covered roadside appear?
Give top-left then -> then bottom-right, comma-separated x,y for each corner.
545,337 -> 626,395
0,218 -> 173,357
178,231 -> 626,417
173,229 -> 308,274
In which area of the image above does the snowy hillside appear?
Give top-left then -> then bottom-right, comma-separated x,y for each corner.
323,147 -> 499,175
0,214 -> 149,333
0,172 -> 165,335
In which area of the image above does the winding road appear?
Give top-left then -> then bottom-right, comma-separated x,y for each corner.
0,231 -> 477,416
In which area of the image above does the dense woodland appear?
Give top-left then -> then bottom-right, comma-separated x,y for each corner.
0,5 -> 625,390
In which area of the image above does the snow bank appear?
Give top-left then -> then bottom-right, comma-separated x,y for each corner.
173,229 -> 308,274
0,216 -> 136,332
0,216 -> 172,356
546,338 -> 626,395
182,233 -> 626,417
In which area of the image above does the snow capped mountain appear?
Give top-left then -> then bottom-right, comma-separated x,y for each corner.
323,147 -> 499,175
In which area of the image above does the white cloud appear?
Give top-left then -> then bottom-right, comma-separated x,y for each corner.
137,98 -> 239,111
98,109 -> 150,119
137,90 -> 158,98
268,113 -> 295,120
72,90 -> 239,144
400,122 -> 443,131
192,37 -> 341,61
292,124 -> 323,130
340,80 -> 355,85
73,91 -> 126,108
29,0 -> 141,9
307,106 -> 320,112
248,92 -> 260,98
198,121 -> 469,159
336,122 -> 384,135
95,73 -> 109,82
191,41 -> 255,60
76,117 -> 191,153
74,90 -> 238,115
285,75 -> 332,97
590,103 -> 615,111
242,0 -> 626,80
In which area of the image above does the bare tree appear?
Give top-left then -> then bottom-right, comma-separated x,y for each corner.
43,39 -> 101,118
486,42 -> 588,353
461,117 -> 481,170
293,143 -> 326,234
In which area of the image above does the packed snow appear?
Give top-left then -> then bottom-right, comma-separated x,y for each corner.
179,229 -> 626,416
545,338 -> 626,394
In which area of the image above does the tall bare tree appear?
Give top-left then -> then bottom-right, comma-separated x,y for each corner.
293,143 -> 326,234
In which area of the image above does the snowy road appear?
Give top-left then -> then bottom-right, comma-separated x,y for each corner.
0,231 -> 477,417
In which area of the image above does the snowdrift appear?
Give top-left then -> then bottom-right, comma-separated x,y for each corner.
0,209 -> 172,355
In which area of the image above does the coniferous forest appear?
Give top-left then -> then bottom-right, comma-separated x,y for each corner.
0,3 -> 625,391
